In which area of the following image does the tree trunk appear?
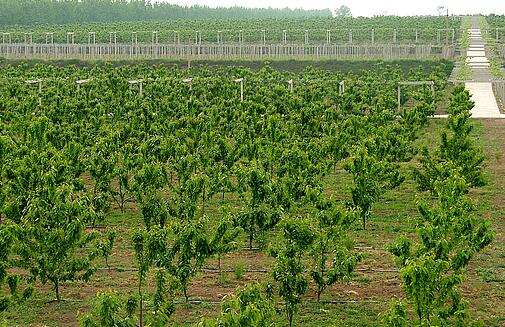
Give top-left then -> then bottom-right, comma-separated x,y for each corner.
249,230 -> 253,250
184,286 -> 189,302
119,181 -> 125,214
139,280 -> 143,327
202,188 -> 206,214
54,279 -> 60,302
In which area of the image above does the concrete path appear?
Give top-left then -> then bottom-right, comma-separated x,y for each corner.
466,83 -> 503,118
463,17 -> 503,118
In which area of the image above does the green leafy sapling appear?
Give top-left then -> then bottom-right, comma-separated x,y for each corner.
199,283 -> 276,327
270,217 -> 315,327
79,290 -> 137,327
131,229 -> 153,327
96,228 -> 117,271
308,192 -> 361,301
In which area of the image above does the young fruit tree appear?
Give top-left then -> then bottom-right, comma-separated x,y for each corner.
414,84 -> 485,193
307,193 -> 361,301
198,283 -> 276,327
387,174 -> 492,325
234,164 -> 282,249
270,216 -> 316,327
7,145 -> 102,302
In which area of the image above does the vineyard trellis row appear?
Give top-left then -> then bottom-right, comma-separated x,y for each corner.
3,75 -> 438,107
0,28 -> 459,45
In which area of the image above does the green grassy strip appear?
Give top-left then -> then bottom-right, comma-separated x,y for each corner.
481,17 -> 504,80
456,62 -> 473,80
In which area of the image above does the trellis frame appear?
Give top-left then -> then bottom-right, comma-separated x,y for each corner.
24,79 -> 43,105
339,81 -> 345,95
45,32 -> 54,44
2,32 -> 11,44
287,79 -> 293,92
397,80 -> 435,110
66,32 -> 75,44
234,78 -> 244,101
76,78 -> 93,92
88,32 -> 96,45
128,79 -> 144,96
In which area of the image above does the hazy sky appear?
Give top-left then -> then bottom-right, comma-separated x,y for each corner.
159,0 -> 505,17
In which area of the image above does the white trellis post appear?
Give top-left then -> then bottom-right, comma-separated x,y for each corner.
261,30 -> 266,45
349,29 -> 353,43
128,79 -> 144,96
397,81 -> 435,110
305,30 -> 309,44
183,77 -> 193,91
393,29 -> 397,43
326,29 -> 331,44
195,31 -> 201,56
173,31 -> 180,44
371,29 -> 375,44
152,31 -> 159,58
183,77 -> 193,99
87,32 -> 96,58
339,81 -> 345,95
217,30 -> 222,44
283,30 -> 287,44
67,32 -> 74,44
415,29 -> 418,43
238,30 -> 243,44
287,79 -> 293,92
195,31 -> 201,45
25,79 -> 43,105
436,30 -> 441,44
109,32 -> 117,56
24,33 -> 33,57
131,32 -> 138,57
397,84 -> 401,109
2,33 -> 11,57
76,78 -> 92,92
496,28 -> 499,42
234,78 -> 244,101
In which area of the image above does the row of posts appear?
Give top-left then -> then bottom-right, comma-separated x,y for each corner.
23,77 -> 433,108
22,77 -> 350,103
1,29 -> 470,45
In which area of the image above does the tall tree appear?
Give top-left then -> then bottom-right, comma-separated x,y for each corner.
334,5 -> 352,18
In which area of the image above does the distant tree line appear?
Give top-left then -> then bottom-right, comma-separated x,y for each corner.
0,0 -> 332,26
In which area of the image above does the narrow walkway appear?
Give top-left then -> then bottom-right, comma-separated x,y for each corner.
437,17 -> 504,119
465,17 -> 504,118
